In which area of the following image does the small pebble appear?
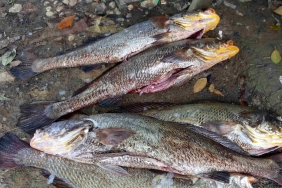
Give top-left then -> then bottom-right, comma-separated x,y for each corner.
86,0 -> 93,3
69,0 -> 78,6
9,4 -> 23,13
46,6 -> 52,11
44,1 -> 50,6
117,18 -> 124,22
127,4 -> 134,10
68,34 -> 75,41
63,0 -> 69,5
46,11 -> 54,17
85,78 -> 91,83
2,117 -> 6,121
114,7 -> 121,15
109,1 -> 116,9
59,90 -> 66,96
126,13 -> 132,18
56,5 -> 64,12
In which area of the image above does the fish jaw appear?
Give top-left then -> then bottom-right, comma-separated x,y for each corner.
172,8 -> 220,33
30,119 -> 93,155
191,40 -> 239,63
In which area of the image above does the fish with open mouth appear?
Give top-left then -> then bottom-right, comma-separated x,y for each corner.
0,133 -> 192,188
115,102 -> 282,156
10,8 -> 220,80
30,113 -> 282,186
17,38 -> 239,134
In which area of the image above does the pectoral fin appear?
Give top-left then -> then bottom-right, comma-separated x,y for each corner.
97,163 -> 131,176
198,171 -> 230,183
161,48 -> 195,64
96,128 -> 135,145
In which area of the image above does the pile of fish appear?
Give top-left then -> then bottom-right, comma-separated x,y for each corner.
1,7 -> 282,188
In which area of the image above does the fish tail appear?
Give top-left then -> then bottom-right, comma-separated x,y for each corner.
17,103 -> 55,134
267,153 -> 282,185
0,133 -> 30,169
10,51 -> 39,80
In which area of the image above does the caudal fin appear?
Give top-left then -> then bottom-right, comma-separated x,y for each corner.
10,51 -> 38,80
0,133 -> 30,169
17,103 -> 55,134
268,153 -> 282,185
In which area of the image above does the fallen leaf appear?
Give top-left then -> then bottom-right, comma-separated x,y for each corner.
270,25 -> 280,30
58,15 -> 76,29
212,89 -> 225,97
271,49 -> 281,64
0,71 -> 15,83
1,47 -> 16,66
0,95 -> 10,101
208,83 -> 215,93
193,78 -> 207,93
274,6 -> 282,16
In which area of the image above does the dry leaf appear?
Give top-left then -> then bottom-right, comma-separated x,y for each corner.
0,71 -> 15,84
270,25 -> 280,31
193,77 -> 207,93
271,49 -> 281,64
208,83 -> 215,93
274,6 -> 282,16
58,15 -> 76,29
212,89 -> 225,97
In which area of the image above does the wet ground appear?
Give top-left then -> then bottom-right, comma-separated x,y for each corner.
0,0 -> 282,187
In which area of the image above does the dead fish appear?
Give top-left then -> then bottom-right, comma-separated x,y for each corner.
30,113 -> 282,186
17,38 -> 239,134
0,133 -> 191,188
10,8 -> 220,80
118,102 -> 282,156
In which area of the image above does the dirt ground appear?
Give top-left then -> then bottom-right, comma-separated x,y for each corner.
0,0 -> 282,187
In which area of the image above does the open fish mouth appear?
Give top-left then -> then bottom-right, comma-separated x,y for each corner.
191,40 -> 239,62
244,124 -> 282,147
30,120 -> 93,155
172,8 -> 220,32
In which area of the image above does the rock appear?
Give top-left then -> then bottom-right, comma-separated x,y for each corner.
46,6 -> 52,11
59,90 -> 66,95
114,7 -> 121,14
86,0 -> 92,3
126,12 -> 132,18
56,5 -> 64,12
69,0 -> 78,6
46,11 -> 54,17
68,34 -> 75,41
0,71 -> 15,84
9,4 -> 22,13
127,4 -> 133,10
140,0 -> 159,9
109,2 -> 116,8
90,2 -> 106,14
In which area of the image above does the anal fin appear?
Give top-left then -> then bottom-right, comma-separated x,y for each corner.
199,171 -> 230,183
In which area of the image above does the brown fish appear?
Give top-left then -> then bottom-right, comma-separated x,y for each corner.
117,102 -> 282,156
30,113 -> 282,186
10,8 -> 220,80
17,38 -> 239,134
0,133 -> 192,188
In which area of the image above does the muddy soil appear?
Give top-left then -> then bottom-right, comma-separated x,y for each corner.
0,0 -> 282,187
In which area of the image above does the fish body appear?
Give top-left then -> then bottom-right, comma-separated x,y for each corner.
31,113 -> 282,185
0,133 -> 191,188
10,8 -> 220,80
18,38 -> 239,133
136,102 -> 282,155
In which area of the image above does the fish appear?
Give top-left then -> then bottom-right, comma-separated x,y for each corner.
17,38 -> 239,134
0,133 -> 192,188
10,8 -> 220,80
30,113 -> 282,186
116,102 -> 282,156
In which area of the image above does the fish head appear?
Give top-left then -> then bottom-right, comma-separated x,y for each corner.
191,39 -> 239,63
30,119 -> 93,155
243,113 -> 282,146
173,8 -> 220,33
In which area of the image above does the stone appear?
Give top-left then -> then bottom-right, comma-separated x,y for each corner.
46,11 -> 54,17
109,2 -> 116,9
9,4 -> 22,13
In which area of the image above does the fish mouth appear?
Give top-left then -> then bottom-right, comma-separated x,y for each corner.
173,8 -> 220,33
191,40 -> 240,62
244,123 -> 282,147
30,120 -> 93,155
